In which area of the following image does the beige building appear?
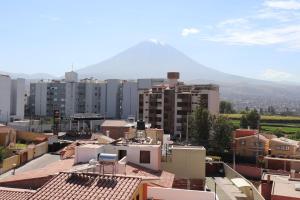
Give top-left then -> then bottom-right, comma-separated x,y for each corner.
235,134 -> 269,157
138,72 -> 219,137
161,146 -> 206,179
0,125 -> 16,147
269,137 -> 300,158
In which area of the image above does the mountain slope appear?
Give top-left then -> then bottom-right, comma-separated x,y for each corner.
77,40 -> 244,82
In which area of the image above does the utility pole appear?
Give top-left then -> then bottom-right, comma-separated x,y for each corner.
186,113 -> 189,144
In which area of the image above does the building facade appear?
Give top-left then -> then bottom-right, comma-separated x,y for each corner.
28,71 -> 166,120
138,72 -> 220,136
0,74 -> 25,122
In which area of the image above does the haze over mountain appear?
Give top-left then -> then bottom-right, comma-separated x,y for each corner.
2,40 -> 300,112
76,40 -> 300,112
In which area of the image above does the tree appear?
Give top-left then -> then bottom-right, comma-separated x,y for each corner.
212,116 -> 234,153
247,109 -> 261,129
239,110 -> 261,129
295,131 -> 300,139
240,115 -> 248,129
274,128 -> 284,138
220,101 -> 235,114
189,106 -> 212,146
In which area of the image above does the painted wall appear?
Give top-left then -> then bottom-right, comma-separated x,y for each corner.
161,147 -> 206,179
34,142 -> 48,158
2,155 -> 20,173
147,187 -> 217,200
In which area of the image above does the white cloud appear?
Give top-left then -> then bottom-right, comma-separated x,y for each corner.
260,68 -> 293,81
204,25 -> 300,47
181,28 -> 200,37
217,18 -> 249,27
264,0 -> 300,10
195,0 -> 300,50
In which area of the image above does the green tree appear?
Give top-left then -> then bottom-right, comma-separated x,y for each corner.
212,116 -> 233,153
295,131 -> 300,139
240,115 -> 248,129
274,128 -> 284,138
240,110 -> 260,129
247,109 -> 261,129
189,106 -> 212,146
219,101 -> 235,114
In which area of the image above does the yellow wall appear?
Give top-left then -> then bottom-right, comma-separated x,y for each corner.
161,147 -> 206,179
34,142 -> 48,158
236,137 -> 269,157
2,155 -> 20,173
131,183 -> 144,200
269,140 -> 298,156
27,145 -> 35,161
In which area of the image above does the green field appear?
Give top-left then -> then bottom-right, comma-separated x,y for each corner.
223,114 -> 300,140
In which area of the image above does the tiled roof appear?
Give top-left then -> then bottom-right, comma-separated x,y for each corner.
28,172 -> 141,200
0,187 -> 35,200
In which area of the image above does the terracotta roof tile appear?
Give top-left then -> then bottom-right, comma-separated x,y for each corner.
28,172 -> 141,200
0,187 -> 35,200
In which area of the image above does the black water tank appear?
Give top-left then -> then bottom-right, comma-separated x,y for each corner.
137,120 -> 145,130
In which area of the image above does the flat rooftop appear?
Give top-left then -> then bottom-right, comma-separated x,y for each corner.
262,173 -> 300,198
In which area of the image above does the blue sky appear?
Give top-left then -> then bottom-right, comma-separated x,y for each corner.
0,0 -> 300,82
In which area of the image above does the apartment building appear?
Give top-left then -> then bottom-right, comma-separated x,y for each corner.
0,74 -> 25,122
28,71 -> 166,119
138,72 -> 219,136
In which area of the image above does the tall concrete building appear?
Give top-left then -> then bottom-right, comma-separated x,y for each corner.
0,74 -> 25,122
105,79 -> 121,119
121,80 -> 138,119
10,78 -> 26,119
0,75 -> 12,122
138,72 -> 219,136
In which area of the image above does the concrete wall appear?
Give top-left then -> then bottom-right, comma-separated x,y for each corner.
161,147 -> 206,179
34,142 -> 48,157
65,82 -> 78,116
0,75 -> 11,122
147,187 -> 217,200
75,145 -> 104,164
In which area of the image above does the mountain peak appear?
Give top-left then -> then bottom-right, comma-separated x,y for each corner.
147,38 -> 166,46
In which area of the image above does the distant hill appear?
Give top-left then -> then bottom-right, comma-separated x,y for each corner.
76,40 -> 300,111
2,40 -> 300,112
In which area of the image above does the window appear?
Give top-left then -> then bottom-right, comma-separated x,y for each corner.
140,151 -> 150,164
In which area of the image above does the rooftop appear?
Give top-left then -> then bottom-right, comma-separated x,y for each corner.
235,134 -> 269,142
262,173 -> 300,198
28,172 -> 141,200
101,120 -> 129,127
271,137 -> 299,146
0,187 -> 35,200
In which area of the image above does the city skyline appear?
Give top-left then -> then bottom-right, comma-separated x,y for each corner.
0,0 -> 300,83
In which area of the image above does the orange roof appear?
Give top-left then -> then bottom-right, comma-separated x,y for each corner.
0,158 -> 74,184
235,129 -> 258,138
0,187 -> 35,200
28,172 -> 141,200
